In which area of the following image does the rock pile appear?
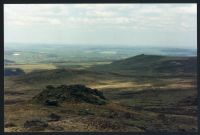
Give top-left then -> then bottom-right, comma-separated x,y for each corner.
32,84 -> 107,105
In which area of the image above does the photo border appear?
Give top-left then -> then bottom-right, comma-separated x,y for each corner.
0,0 -> 199,135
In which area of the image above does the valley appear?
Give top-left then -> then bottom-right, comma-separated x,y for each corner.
4,46 -> 197,132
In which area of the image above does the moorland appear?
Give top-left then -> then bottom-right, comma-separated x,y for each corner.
4,44 -> 197,132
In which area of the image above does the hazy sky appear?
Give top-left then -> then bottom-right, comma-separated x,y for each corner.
4,4 -> 197,48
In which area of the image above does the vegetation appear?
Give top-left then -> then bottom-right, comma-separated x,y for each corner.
4,50 -> 197,132
90,54 -> 197,76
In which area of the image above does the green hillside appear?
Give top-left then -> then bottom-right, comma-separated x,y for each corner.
90,54 -> 197,75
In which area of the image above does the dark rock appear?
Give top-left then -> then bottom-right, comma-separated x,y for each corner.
33,84 -> 107,105
48,113 -> 61,121
178,128 -> 186,132
46,85 -> 55,90
78,109 -> 94,116
45,99 -> 58,106
49,125 -> 64,131
90,119 -> 123,130
178,96 -> 197,106
5,122 -> 16,128
157,113 -> 166,119
102,111 -> 135,119
24,119 -> 48,131
123,112 -> 135,119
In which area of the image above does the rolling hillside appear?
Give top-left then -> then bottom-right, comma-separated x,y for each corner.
90,54 -> 197,75
4,54 -> 197,132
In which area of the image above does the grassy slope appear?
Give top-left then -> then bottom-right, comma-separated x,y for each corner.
90,54 -> 197,76
4,54 -> 197,132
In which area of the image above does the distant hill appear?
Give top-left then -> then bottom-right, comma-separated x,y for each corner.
11,54 -> 196,84
90,54 -> 197,75
4,68 -> 25,76
4,59 -> 15,65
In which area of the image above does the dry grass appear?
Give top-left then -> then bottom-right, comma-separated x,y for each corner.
89,81 -> 152,90
4,66 -> 197,132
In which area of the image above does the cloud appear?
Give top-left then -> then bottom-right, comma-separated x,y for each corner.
176,4 -> 196,14
4,4 -> 196,31
4,4 -> 68,26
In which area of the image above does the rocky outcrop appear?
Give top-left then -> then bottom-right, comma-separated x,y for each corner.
32,84 -> 107,105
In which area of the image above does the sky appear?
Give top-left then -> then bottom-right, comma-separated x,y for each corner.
4,4 -> 197,48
